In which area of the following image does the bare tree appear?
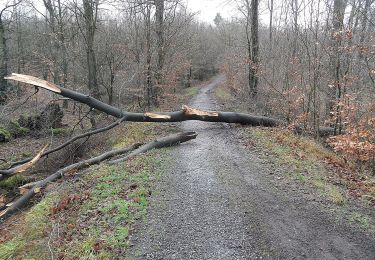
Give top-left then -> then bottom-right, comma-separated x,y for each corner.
74,0 -> 100,99
0,0 -> 22,103
155,0 -> 165,87
328,0 -> 348,133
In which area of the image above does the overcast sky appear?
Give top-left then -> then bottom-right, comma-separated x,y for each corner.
186,0 -> 238,24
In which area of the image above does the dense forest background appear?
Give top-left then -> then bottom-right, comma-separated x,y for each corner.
0,0 -> 374,162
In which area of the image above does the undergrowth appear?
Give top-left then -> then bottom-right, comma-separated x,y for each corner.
249,128 -> 348,205
248,127 -> 375,230
0,122 -> 173,258
53,151 -> 168,258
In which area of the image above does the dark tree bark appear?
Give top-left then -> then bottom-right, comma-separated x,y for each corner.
328,0 -> 348,134
155,0 -> 165,87
108,132 -> 197,164
0,1 -> 22,101
82,0 -> 100,99
0,12 -> 8,96
268,0 -> 273,44
0,132 -> 197,219
0,145 -> 48,181
245,0 -> 259,98
5,73 -> 335,137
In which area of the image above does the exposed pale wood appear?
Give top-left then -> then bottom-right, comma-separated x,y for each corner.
5,73 -> 61,93
182,105 -> 219,117
144,112 -> 171,119
0,143 -> 141,218
0,145 -> 48,180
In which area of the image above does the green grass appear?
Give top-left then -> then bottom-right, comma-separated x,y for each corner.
215,86 -> 231,100
0,193 -> 59,259
370,187 -> 375,197
182,86 -> 200,98
249,128 -> 347,205
0,122 -> 173,258
65,151 -> 167,258
349,212 -> 373,229
111,122 -> 154,149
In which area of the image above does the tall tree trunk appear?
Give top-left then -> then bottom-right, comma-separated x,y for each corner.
0,15 -> 8,100
249,0 -> 259,98
144,3 -> 154,108
57,0 -> 69,108
328,0 -> 347,134
269,0 -> 273,44
155,0 -> 164,93
359,0 -> 371,54
83,0 -> 100,100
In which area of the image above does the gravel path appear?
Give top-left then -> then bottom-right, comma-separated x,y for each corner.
127,76 -> 375,259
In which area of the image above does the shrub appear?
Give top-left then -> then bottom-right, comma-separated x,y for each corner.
0,127 -> 11,142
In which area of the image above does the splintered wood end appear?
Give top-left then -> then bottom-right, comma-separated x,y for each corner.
15,144 -> 49,174
182,105 -> 219,117
5,73 -> 62,93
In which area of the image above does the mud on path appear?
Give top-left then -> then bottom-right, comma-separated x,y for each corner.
128,76 -> 375,259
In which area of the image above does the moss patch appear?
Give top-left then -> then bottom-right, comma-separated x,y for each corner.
0,175 -> 27,188
0,127 -> 11,142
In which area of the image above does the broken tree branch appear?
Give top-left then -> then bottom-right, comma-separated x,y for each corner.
0,143 -> 141,219
0,132 -> 197,219
8,116 -> 126,168
5,73 -> 334,135
108,131 -> 198,164
0,145 -> 49,181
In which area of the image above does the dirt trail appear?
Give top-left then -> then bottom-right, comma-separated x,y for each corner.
128,76 -> 375,259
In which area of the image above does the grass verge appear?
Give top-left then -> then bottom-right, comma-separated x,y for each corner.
247,127 -> 375,230
249,128 -> 348,205
0,122 -> 174,258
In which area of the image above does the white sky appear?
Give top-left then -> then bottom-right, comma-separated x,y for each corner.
186,0 -> 238,24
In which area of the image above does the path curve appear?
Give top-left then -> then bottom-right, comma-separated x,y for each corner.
128,76 -> 375,259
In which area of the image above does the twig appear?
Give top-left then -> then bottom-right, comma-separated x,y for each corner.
1,132 -> 197,219
8,117 -> 126,168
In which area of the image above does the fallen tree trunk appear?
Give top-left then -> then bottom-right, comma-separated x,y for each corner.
0,132 -> 197,219
5,73 -> 334,135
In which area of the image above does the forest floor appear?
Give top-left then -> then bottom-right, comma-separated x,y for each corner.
1,75 -> 375,259
127,75 -> 375,259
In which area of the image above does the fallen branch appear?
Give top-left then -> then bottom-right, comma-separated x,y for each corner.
108,131 -> 198,164
0,145 -> 49,181
8,116 -> 126,168
0,143 -> 140,218
0,132 -> 197,219
5,73 -> 334,135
